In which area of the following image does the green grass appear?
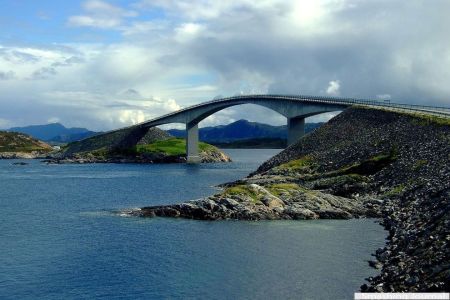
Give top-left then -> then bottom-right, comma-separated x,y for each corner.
383,184 -> 406,198
410,114 -> 450,126
357,106 -> 450,126
266,183 -> 304,196
337,147 -> 399,176
132,138 -> 216,156
412,159 -> 428,170
274,155 -> 315,171
222,184 -> 260,203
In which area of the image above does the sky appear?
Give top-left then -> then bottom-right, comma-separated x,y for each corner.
0,0 -> 449,131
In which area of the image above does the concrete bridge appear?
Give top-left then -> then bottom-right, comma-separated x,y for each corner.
131,94 -> 450,163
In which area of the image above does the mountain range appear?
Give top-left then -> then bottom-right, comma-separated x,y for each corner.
6,120 -> 323,147
167,119 -> 323,143
8,123 -> 99,143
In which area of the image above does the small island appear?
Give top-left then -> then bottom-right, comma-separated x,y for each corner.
46,127 -> 230,164
0,131 -> 53,159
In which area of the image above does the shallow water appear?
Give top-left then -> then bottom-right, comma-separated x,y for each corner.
0,149 -> 385,299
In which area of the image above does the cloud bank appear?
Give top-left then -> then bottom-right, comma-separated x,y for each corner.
0,0 -> 449,130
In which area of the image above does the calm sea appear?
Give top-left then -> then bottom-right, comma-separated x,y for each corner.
0,149 -> 385,299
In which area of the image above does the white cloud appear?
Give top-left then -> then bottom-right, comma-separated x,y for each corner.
326,80 -> 340,96
68,0 -> 137,29
68,15 -> 122,28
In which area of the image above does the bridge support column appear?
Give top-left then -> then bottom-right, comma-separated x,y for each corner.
287,117 -> 305,146
186,121 -> 201,163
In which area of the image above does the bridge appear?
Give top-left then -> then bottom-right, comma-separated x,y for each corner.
126,94 -> 450,163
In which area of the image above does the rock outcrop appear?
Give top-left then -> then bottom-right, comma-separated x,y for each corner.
132,183 -> 373,220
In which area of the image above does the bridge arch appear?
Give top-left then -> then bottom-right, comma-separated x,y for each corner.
140,95 -> 349,162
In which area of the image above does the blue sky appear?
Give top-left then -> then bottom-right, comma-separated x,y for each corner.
0,1 -> 164,44
0,0 -> 449,130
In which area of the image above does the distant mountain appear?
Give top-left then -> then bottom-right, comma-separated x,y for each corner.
212,138 -> 287,149
167,119 -> 323,143
8,123 -> 99,143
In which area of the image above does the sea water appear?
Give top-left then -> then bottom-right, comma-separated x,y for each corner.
0,149 -> 385,299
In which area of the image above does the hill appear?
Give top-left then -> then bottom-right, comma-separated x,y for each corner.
0,131 -> 52,158
167,119 -> 323,144
9,123 -> 98,142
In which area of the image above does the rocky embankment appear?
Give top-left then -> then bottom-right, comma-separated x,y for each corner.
132,107 -> 450,292
0,151 -> 50,159
46,147 -> 230,164
47,127 -> 231,164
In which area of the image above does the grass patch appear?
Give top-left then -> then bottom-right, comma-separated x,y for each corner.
410,114 -> 450,126
266,183 -> 303,196
383,184 -> 406,198
222,185 -> 260,203
311,174 -> 368,190
412,159 -> 428,170
121,138 -> 216,156
357,106 -> 450,126
338,147 -> 399,176
274,155 -> 315,172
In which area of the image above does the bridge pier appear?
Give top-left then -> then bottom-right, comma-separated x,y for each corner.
186,121 -> 201,163
287,117 -> 305,146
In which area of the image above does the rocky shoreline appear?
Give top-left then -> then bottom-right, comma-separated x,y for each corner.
43,148 -> 231,164
131,178 -> 383,220
0,151 -> 51,159
130,107 -> 450,292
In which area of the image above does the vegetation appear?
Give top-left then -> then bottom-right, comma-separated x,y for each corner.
337,147 -> 399,176
0,131 -> 52,153
266,183 -> 303,196
310,174 -> 368,190
410,114 -> 450,126
134,138 -> 216,156
65,137 -> 221,159
222,185 -> 260,203
357,105 -> 450,126
273,155 -> 315,172
383,184 -> 406,198
412,159 -> 428,170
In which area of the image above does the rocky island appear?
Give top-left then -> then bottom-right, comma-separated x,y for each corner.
0,131 -> 53,159
130,107 -> 450,292
47,126 -> 231,164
